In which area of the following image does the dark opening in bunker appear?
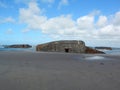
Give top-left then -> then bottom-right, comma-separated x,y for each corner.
65,48 -> 69,53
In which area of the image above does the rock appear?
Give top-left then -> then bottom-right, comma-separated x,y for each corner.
85,47 -> 105,54
100,62 -> 104,65
4,44 -> 32,48
36,40 -> 105,54
95,47 -> 112,50
36,40 -> 86,53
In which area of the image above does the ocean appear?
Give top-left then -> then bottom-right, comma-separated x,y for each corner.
98,48 -> 120,54
0,45 -> 120,54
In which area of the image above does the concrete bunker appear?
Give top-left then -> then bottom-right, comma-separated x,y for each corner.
36,40 -> 86,53
36,40 -> 105,54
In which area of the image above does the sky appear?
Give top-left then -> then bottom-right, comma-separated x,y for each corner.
0,0 -> 120,47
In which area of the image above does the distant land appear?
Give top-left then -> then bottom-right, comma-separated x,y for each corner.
95,47 -> 112,50
3,44 -> 32,48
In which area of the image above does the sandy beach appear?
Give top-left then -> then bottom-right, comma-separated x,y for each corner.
0,51 -> 120,90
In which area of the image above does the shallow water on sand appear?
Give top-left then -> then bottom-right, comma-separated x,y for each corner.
97,48 -> 120,54
0,46 -> 120,54
85,56 -> 105,60
0,46 -> 36,52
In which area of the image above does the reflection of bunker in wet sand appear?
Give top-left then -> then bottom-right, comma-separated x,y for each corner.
85,56 -> 105,60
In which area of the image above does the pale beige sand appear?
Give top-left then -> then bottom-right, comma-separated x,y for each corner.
0,51 -> 120,90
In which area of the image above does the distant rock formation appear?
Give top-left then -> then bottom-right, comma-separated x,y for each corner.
85,47 -> 105,54
36,40 -> 104,54
4,44 -> 32,48
95,47 -> 112,50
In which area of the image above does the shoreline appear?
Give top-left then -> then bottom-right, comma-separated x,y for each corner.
0,50 -> 120,55
0,51 -> 120,90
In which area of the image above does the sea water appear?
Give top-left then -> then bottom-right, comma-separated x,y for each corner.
0,45 -> 120,54
97,48 -> 120,54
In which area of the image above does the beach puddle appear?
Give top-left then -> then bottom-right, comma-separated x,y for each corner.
85,56 -> 105,60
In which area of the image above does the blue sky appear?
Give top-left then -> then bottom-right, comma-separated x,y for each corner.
0,0 -> 120,47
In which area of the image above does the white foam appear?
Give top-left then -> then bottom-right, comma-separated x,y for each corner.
85,56 -> 105,60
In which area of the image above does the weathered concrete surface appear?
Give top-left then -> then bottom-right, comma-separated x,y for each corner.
36,40 -> 86,53
0,52 -> 120,90
36,40 -> 104,54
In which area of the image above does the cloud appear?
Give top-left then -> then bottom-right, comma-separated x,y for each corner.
0,1 -> 7,8
113,11 -> 120,26
19,1 -> 47,31
41,15 -> 75,34
58,0 -> 69,9
0,17 -> 15,24
97,16 -> 108,27
77,15 -> 94,30
96,11 -> 120,40
19,1 -> 120,46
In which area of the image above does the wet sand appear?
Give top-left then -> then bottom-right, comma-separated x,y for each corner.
0,51 -> 120,90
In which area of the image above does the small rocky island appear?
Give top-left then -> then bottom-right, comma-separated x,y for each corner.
95,47 -> 112,50
36,40 -> 104,54
4,44 -> 32,48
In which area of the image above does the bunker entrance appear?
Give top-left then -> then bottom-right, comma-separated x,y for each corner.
65,48 -> 69,53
